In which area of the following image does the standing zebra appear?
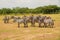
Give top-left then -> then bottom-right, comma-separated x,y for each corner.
17,17 -> 21,28
22,15 -> 28,28
44,16 -> 54,28
29,15 -> 36,27
37,15 -> 42,27
3,16 -> 9,23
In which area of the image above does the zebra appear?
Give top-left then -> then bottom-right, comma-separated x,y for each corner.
3,16 -> 10,23
44,16 -> 54,28
22,15 -> 28,28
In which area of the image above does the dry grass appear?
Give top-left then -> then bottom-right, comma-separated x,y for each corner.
0,14 -> 60,40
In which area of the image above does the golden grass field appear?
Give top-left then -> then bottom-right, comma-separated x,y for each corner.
0,14 -> 60,40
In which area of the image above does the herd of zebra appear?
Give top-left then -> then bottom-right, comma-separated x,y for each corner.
3,15 -> 54,28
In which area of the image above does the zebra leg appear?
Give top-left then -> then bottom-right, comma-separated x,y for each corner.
31,22 -> 33,26
7,19 -> 9,23
6,20 -> 8,23
24,24 -> 28,28
4,20 -> 6,23
18,22 -> 20,28
50,24 -> 54,28
31,21 -> 33,26
44,23 -> 47,28
24,22 -> 28,28
39,23 -> 41,27
31,21 -> 35,27
51,22 -> 54,28
49,22 -> 54,28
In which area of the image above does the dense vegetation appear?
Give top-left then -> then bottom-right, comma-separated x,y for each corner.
0,5 -> 60,15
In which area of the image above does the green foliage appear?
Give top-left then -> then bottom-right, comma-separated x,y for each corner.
0,5 -> 60,15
